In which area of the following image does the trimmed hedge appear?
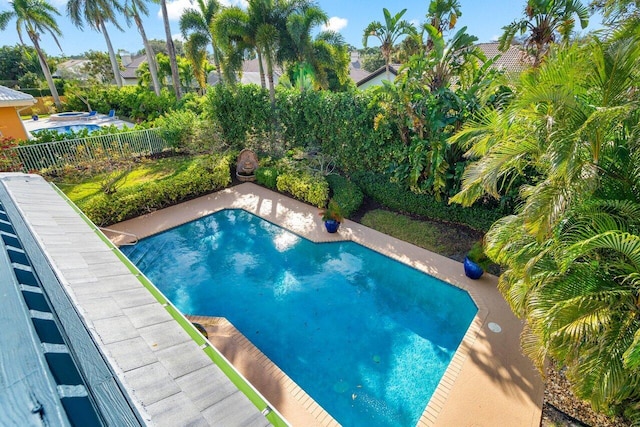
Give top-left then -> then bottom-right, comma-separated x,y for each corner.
83,154 -> 232,225
255,166 -> 279,189
326,174 -> 363,219
276,168 -> 329,208
351,171 -> 502,232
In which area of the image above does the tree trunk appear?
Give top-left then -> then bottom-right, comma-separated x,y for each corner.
210,40 -> 223,84
99,19 -> 123,87
160,0 -> 182,100
265,56 -> 275,108
30,34 -> 61,109
135,13 -> 161,96
257,50 -> 266,89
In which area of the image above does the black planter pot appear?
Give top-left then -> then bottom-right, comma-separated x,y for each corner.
463,256 -> 484,279
324,219 -> 340,233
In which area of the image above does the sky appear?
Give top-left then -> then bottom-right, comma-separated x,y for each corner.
0,0 -> 602,57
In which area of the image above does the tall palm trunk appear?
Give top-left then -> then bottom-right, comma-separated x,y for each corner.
210,40 -> 223,83
99,19 -> 123,87
30,33 -> 61,109
160,0 -> 182,100
257,50 -> 266,89
134,13 -> 161,96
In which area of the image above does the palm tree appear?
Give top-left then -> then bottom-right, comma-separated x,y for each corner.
451,32 -> 640,418
375,25 -> 488,198
184,32 -> 209,93
426,0 -> 462,35
213,6 -> 252,85
255,20 -> 279,107
498,0 -> 590,66
363,8 -> 416,80
123,0 -> 161,95
157,0 -> 182,99
281,2 -> 349,90
179,0 -> 222,84
67,0 -> 124,87
308,31 -> 350,90
282,2 -> 327,63
0,0 -> 63,108
591,0 -> 640,26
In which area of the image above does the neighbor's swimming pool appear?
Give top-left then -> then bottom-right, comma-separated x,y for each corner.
32,124 -> 100,134
121,209 -> 477,426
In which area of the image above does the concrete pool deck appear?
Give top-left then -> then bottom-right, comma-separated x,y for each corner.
107,182 -> 545,427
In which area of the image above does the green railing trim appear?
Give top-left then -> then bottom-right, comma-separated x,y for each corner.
50,183 -> 289,427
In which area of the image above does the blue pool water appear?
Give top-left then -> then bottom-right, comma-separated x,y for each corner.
33,124 -> 100,134
121,209 -> 477,426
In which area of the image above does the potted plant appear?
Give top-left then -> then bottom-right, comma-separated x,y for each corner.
464,240 -> 491,279
320,199 -> 343,233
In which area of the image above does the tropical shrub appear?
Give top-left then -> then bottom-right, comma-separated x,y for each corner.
255,166 -> 279,189
276,89 -> 397,174
276,167 -> 328,208
452,33 -> 640,421
205,84 -> 271,150
82,154 -> 232,225
351,171 -> 502,232
326,174 -> 363,219
0,136 -> 22,172
153,110 -> 199,149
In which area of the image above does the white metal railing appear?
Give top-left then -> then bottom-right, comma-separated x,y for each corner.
1,128 -> 171,173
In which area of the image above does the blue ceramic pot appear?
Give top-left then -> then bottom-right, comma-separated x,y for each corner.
324,219 -> 340,233
464,256 -> 484,279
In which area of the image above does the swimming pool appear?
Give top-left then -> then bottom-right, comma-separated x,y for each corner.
33,124 -> 101,134
122,209 -> 477,426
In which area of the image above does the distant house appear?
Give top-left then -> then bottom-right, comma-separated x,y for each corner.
0,85 -> 36,140
207,58 -> 283,86
120,52 -> 148,86
53,59 -> 92,81
54,53 -> 149,86
356,43 -> 530,90
475,42 -> 531,74
356,64 -> 400,90
348,50 -> 371,85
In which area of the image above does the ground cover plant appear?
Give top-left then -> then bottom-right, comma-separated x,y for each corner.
59,154 -> 232,225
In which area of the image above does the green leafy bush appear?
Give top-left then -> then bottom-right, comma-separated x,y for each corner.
276,168 -> 328,208
205,84 -> 271,150
351,171 -> 502,232
326,174 -> 363,219
152,109 -> 200,150
255,166 -> 279,189
82,154 -> 232,225
276,89 -> 397,174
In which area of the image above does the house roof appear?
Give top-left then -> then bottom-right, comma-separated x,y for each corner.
206,58 -> 283,86
121,54 -> 149,79
348,51 -> 371,83
0,85 -> 36,108
53,59 -> 91,79
356,64 -> 400,87
476,42 -> 531,73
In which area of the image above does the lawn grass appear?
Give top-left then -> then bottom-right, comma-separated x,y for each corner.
56,156 -> 196,206
361,209 -> 481,258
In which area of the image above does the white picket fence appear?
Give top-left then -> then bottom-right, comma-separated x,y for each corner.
1,129 -> 171,173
